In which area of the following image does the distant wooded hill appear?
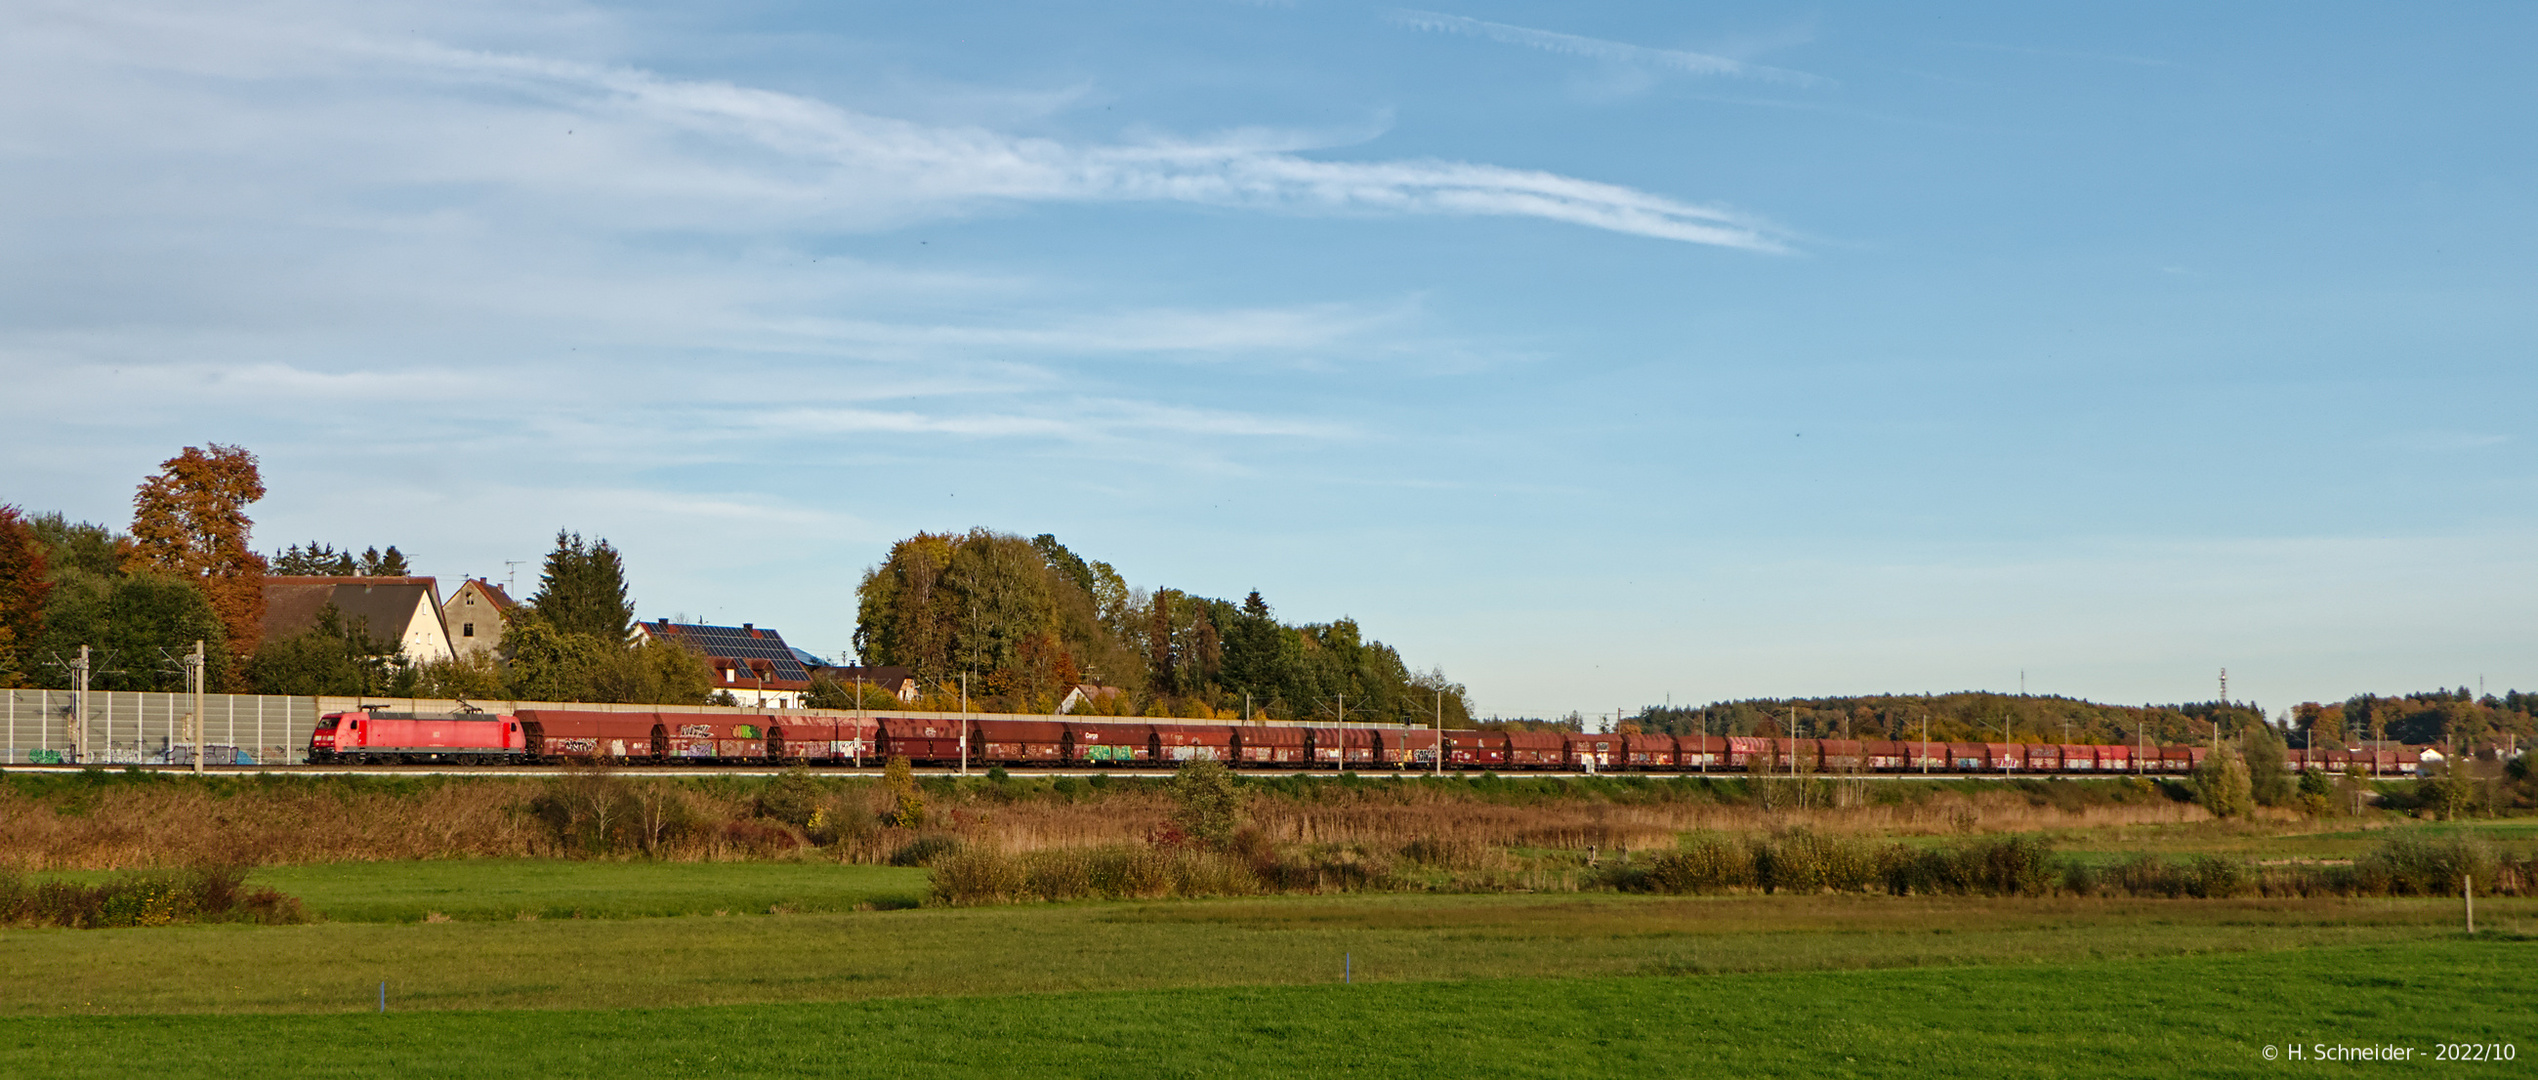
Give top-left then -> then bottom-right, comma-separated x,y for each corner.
1625,688 -> 2537,750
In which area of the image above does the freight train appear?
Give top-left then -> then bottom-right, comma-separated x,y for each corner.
304,708 -> 2421,775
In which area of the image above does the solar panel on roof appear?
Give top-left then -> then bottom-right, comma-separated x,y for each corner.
655,622 -> 812,681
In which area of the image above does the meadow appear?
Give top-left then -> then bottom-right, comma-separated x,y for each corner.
0,926 -> 2527,1077
2,769 -> 2532,1076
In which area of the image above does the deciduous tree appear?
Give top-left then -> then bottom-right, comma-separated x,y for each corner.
0,507 -> 52,687
127,445 -> 268,662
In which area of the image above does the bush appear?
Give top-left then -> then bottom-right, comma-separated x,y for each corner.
2354,830 -> 2495,895
2419,770 -> 2479,821
882,757 -> 925,828
0,866 -> 304,928
2244,729 -> 2293,807
2192,751 -> 2253,818
887,834 -> 963,867
757,766 -> 823,827
1168,759 -> 1242,849
928,845 -> 1263,905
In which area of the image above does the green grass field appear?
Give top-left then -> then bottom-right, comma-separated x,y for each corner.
2,882 -> 2527,1015
0,940 -> 2527,1078
249,859 -> 930,922
6,819 -> 2533,1076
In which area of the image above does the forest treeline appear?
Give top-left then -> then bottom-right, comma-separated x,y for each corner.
847,530 -> 1468,724
1622,689 -> 2538,751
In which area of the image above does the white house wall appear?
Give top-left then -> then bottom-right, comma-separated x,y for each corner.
399,591 -> 456,665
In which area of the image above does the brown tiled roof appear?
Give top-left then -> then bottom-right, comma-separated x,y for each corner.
454,578 -> 517,611
822,665 -> 918,687
262,576 -> 441,644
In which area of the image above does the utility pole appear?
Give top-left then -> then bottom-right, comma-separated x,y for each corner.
503,561 -> 525,595
1433,691 -> 1442,778
183,640 -> 207,774
958,671 -> 969,776
71,645 -> 92,764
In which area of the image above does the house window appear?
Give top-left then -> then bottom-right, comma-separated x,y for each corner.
465,594 -> 475,606
462,623 -> 475,637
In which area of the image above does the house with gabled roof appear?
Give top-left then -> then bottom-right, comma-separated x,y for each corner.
632,619 -> 813,708
440,578 -> 517,661
262,576 -> 455,666
817,665 -> 922,703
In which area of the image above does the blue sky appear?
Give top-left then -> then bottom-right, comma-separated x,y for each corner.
4,1 -> 2532,719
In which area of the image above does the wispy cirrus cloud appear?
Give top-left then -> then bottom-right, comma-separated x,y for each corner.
3,4 -> 1792,252
1388,9 -> 1831,89
372,38 -> 1790,250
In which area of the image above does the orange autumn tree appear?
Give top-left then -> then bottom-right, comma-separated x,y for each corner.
127,444 -> 270,669
0,506 -> 53,687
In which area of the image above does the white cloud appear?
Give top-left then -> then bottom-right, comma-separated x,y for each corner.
1,3 -> 1787,251
1389,9 -> 1831,89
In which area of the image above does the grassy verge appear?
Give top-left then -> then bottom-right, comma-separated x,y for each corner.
27,859 -> 928,923
0,891 -> 2525,1016
0,940 -> 2529,1078
248,860 -> 928,922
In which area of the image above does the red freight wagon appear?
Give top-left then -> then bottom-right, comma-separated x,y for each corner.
2158,746 -> 2195,773
1066,722 -> 1150,765
1725,736 -> 1771,769
2025,744 -> 2061,772
309,710 -> 525,764
1900,740 -> 1946,771
1233,725 -> 1309,767
1565,732 -> 1617,771
519,710 -> 671,762
2058,744 -> 2097,772
2099,744 -> 2134,772
972,720 -> 1068,766
1152,723 -> 1233,763
826,716 -> 879,764
650,714 -> 772,763
1776,738 -> 1817,772
1818,739 -> 1864,773
1377,728 -> 1440,768
1864,740 -> 1906,771
1305,726 -> 1377,767
768,720 -> 837,763
1677,735 -> 1725,770
1621,733 -> 1676,770
879,716 -> 967,764
1504,731 -> 1566,769
1444,730 -> 1507,768
1983,743 -> 2025,772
